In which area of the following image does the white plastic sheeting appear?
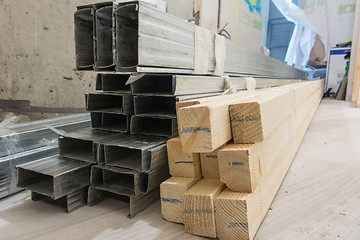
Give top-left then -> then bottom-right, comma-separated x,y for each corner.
272,0 -> 326,68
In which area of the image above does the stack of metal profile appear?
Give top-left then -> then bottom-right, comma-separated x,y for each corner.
81,72 -> 171,217
0,114 -> 91,199
74,1 -> 306,79
16,156 -> 91,212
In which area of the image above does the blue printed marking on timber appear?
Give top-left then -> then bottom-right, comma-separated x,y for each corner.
231,114 -> 261,123
228,162 -> 244,166
175,161 -> 194,164
228,222 -> 249,228
180,127 -> 211,133
161,198 -> 182,204
244,0 -> 262,14
205,155 -> 218,159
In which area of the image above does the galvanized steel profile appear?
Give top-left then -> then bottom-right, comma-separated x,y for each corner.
130,115 -> 178,138
113,1 -> 306,78
88,185 -> 160,218
58,129 -> 119,163
31,187 -> 88,212
16,156 -> 91,200
100,134 -> 167,171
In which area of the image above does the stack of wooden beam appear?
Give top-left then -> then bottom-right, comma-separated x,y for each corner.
161,80 -> 323,239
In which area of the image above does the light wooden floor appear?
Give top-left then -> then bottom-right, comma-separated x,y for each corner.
1,100 -> 360,240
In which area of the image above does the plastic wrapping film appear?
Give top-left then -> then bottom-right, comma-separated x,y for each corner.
223,76 -> 257,95
0,113 -> 91,199
272,0 -> 327,68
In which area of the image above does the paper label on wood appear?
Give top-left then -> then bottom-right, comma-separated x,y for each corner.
214,34 -> 226,76
194,26 -> 212,74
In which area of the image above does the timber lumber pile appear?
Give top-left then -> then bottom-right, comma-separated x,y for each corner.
160,80 -> 323,239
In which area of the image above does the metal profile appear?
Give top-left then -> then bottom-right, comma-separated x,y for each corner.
16,156 -> 91,200
88,185 -> 160,218
111,1 -> 306,79
74,4 -> 94,70
0,113 -> 91,158
130,115 -> 178,137
58,129 -> 119,163
101,134 -> 167,171
31,187 -> 88,212
86,92 -> 134,114
134,93 -> 257,118
94,3 -> 115,70
134,96 -> 177,118
131,74 -> 302,96
96,74 -> 131,92
0,146 -> 58,199
91,112 -> 131,133
90,164 -> 169,195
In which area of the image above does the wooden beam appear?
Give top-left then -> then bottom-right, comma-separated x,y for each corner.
177,90 -> 272,152
177,81 -> 322,152
160,176 -> 202,223
214,83 -> 323,240
218,116 -> 292,192
229,80 -> 323,143
167,137 -> 201,177
200,144 -> 225,179
352,28 -> 360,107
346,0 -> 360,102
183,178 -> 225,238
218,83 -> 323,193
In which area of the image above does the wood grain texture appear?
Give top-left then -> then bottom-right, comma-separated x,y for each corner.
218,81 -> 324,193
200,145 -> 225,179
214,83 -> 323,240
177,90 -> 272,153
218,117 -> 292,192
167,137 -> 201,177
160,176 -> 202,223
352,28 -> 360,107
229,81 -> 323,143
346,0 -> 360,102
184,178 -> 225,238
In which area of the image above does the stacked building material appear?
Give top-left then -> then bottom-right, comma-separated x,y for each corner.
16,0 -> 308,218
0,114 -> 91,199
161,80 -> 323,239
15,74 -> 171,216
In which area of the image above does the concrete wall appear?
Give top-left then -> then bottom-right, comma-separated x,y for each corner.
0,0 -> 98,119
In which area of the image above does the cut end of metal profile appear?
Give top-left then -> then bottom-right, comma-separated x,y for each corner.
131,74 -> 174,95
58,129 -> 120,163
95,5 -> 115,70
87,186 -> 160,218
31,187 -> 88,213
91,165 -> 147,196
115,2 -> 139,69
99,134 -> 167,171
91,112 -> 130,133
16,156 -> 91,200
96,74 -> 131,92
75,7 -> 94,70
86,92 -> 134,114
134,95 -> 177,118
58,135 -> 95,163
104,145 -> 142,170
130,115 -> 178,138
